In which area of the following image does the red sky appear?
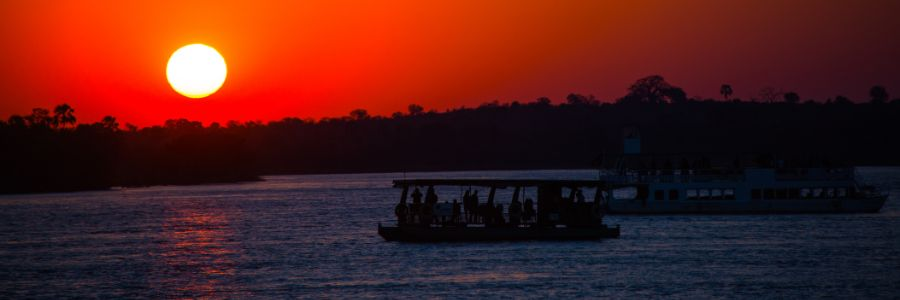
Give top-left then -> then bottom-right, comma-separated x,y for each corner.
1,0 -> 899,126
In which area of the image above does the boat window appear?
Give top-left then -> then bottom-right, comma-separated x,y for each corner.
612,187 -> 638,200
775,189 -> 787,199
699,189 -> 710,199
752,189 -> 762,200
686,189 -> 698,200
813,188 -> 823,198
669,189 -> 679,200
800,188 -> 811,198
763,189 -> 775,199
826,188 -> 835,198
724,189 -> 735,200
711,189 -> 723,200
837,188 -> 847,198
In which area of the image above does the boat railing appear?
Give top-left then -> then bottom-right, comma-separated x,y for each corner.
398,217 -> 538,228
600,173 -> 745,184
398,211 -> 605,228
775,168 -> 854,181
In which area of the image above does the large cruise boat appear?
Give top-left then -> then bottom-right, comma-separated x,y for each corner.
601,130 -> 887,214
603,166 -> 886,214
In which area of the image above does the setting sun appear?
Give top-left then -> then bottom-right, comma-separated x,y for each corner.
166,44 -> 227,99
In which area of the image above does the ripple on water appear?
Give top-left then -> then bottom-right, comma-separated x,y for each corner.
0,168 -> 899,298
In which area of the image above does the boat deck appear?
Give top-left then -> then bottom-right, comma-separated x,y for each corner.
378,224 -> 620,242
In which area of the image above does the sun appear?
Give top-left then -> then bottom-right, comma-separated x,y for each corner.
166,44 -> 227,98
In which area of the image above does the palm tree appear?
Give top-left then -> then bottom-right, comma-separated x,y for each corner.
53,103 -> 76,129
720,84 -> 733,100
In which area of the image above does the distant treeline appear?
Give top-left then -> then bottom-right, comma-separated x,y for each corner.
2,75 -> 899,194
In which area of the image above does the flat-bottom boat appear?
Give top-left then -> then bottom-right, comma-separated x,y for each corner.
379,179 -> 621,242
378,224 -> 620,242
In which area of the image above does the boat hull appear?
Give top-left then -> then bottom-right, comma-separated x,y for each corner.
378,224 -> 620,242
607,196 -> 887,214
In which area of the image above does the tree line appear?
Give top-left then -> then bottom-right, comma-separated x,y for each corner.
2,75 -> 898,194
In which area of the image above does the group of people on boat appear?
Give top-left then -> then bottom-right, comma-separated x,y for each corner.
542,189 -> 605,227
394,186 -> 537,227
394,186 -> 455,226
462,189 -> 537,226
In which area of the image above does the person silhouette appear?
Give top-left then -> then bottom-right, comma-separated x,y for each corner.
410,187 -> 423,224
494,204 -> 505,226
523,198 -> 535,224
411,187 -> 423,203
509,197 -> 522,226
395,197 -> 408,225
471,190 -> 481,223
463,189 -> 473,223
425,186 -> 438,205
452,199 -> 461,224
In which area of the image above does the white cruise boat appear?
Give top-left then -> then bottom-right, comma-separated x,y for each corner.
603,167 -> 886,214
600,129 -> 887,214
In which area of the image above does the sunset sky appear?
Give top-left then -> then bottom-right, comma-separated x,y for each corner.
1,0 -> 899,126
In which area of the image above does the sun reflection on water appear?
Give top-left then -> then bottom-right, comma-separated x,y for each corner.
156,205 -> 245,298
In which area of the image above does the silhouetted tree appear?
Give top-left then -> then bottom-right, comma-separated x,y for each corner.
619,75 -> 684,104
24,108 -> 52,128
759,87 -> 782,103
408,104 -> 424,115
3,76 -> 900,195
665,87 -> 688,103
7,115 -> 26,128
52,103 -> 76,129
165,118 -> 202,130
720,84 -> 733,100
869,85 -> 889,104
565,93 -> 599,105
349,109 -> 370,120
834,95 -> 852,105
783,92 -> 800,104
100,116 -> 119,131
566,93 -> 588,105
226,120 -> 242,128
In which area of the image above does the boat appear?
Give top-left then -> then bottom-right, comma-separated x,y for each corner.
598,129 -> 888,214
378,224 -> 618,242
378,179 -> 621,242
602,166 -> 887,214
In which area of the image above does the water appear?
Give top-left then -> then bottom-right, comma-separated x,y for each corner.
1,168 -> 899,298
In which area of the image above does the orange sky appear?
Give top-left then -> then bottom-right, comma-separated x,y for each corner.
1,0 -> 899,126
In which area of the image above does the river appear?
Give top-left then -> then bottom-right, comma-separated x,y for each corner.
1,168 -> 898,298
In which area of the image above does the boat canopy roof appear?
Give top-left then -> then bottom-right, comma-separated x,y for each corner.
600,152 -> 852,170
393,179 -> 604,188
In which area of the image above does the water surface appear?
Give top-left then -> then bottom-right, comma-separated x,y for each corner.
1,168 -> 899,298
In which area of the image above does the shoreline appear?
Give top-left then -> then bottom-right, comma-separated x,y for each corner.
4,165 -> 898,196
